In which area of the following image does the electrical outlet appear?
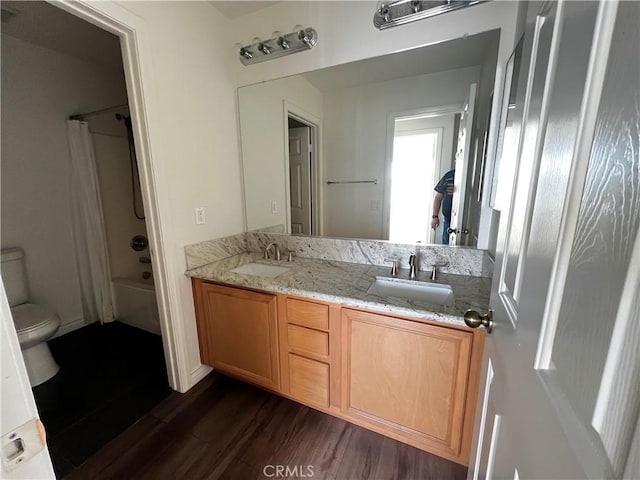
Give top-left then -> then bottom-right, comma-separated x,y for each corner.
271,200 -> 278,214
195,207 -> 206,225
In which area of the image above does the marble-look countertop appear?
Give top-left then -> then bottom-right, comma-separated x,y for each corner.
185,253 -> 491,329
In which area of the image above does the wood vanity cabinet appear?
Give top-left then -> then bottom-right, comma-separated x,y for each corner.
192,279 -> 483,465
192,280 -> 280,390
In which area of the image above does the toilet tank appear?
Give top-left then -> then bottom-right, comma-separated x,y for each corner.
0,248 -> 29,307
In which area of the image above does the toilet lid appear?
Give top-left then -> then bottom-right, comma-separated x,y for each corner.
11,303 -> 58,333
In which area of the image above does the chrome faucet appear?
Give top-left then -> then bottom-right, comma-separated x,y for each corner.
408,254 -> 417,279
264,242 -> 281,261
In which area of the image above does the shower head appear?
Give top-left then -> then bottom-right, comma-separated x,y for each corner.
115,113 -> 133,131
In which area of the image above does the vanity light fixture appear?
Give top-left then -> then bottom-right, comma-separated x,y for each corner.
373,0 -> 485,30
238,27 -> 318,66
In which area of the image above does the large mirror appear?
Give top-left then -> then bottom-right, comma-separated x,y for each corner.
239,29 -> 499,246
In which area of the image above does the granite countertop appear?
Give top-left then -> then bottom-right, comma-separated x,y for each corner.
185,253 -> 491,329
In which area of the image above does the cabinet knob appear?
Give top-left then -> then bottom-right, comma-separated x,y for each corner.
464,309 -> 493,334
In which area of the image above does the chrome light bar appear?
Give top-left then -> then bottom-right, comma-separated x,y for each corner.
373,0 -> 485,30
238,27 -> 318,66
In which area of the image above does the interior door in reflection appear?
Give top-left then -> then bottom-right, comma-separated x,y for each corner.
288,126 -> 312,235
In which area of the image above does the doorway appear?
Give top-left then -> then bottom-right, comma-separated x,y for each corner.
287,117 -> 313,235
385,110 -> 460,244
390,123 -> 442,244
0,2 -> 170,476
285,107 -> 321,236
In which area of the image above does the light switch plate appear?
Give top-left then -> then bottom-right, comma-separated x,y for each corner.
195,207 -> 206,225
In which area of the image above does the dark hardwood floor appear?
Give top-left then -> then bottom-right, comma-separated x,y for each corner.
66,373 -> 468,480
33,322 -> 170,478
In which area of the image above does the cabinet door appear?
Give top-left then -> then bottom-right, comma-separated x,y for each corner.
201,283 -> 279,390
342,309 -> 473,459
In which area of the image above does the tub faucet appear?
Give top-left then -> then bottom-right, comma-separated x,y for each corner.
264,242 -> 281,261
409,254 -> 418,279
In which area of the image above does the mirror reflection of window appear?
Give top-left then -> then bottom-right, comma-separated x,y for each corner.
389,123 -> 442,244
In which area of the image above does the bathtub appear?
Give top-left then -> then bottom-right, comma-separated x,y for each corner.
112,277 -> 161,335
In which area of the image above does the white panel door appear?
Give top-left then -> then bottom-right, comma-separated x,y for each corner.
288,127 -> 312,235
469,1 -> 639,479
1,280 -> 55,478
449,83 -> 477,245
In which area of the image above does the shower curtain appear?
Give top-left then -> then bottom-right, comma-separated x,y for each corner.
67,120 -> 114,324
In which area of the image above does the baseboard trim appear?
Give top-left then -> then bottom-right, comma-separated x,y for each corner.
54,317 -> 88,338
187,364 -> 213,393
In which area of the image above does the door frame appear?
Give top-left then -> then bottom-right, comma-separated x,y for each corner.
282,101 -> 323,236
382,104 -> 463,240
50,1 -> 183,390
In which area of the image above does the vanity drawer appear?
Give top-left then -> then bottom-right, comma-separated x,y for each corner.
288,354 -> 330,408
286,298 -> 329,330
287,324 -> 329,359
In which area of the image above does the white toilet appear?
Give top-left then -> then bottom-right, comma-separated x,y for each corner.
1,248 -> 61,386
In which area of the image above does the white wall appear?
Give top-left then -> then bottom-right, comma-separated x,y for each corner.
239,75 -> 322,231
1,33 -> 128,335
322,67 -> 479,239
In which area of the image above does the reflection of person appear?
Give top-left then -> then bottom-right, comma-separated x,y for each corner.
431,169 -> 455,245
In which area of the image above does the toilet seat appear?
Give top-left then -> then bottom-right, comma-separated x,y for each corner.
11,303 -> 58,333
11,303 -> 61,351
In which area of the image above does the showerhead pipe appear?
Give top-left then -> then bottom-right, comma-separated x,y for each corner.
116,113 -> 145,221
115,113 -> 133,131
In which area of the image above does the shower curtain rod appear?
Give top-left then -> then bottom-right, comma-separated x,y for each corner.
69,103 -> 129,121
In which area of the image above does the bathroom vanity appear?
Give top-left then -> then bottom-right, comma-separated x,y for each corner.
188,251 -> 488,466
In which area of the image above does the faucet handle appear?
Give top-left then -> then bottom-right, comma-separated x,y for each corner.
390,260 -> 398,277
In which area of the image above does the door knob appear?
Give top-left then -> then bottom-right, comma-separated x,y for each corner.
464,309 -> 493,333
447,227 -> 469,235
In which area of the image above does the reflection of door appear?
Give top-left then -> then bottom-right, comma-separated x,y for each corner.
449,83 -> 476,246
288,127 -> 311,235
470,2 -> 639,479
389,125 -> 441,244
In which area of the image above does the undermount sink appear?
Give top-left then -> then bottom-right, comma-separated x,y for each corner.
367,276 -> 454,306
230,263 -> 290,278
